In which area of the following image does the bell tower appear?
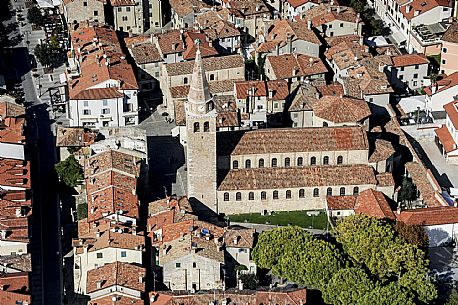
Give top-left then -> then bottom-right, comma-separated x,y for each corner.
185,46 -> 218,213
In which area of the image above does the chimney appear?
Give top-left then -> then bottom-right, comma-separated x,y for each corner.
307,19 -> 312,30
406,5 -> 411,13
359,36 -> 364,46
15,208 -> 22,217
337,5 -> 341,13
139,275 -> 144,283
238,280 -> 244,290
268,89 -> 273,99
414,10 -> 419,16
378,62 -> 384,72
275,44 -> 279,55
96,280 -> 103,289
0,230 -> 6,239
95,231 -> 101,238
315,92 -> 320,99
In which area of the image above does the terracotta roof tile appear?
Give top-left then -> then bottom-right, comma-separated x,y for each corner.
85,149 -> 142,178
89,295 -> 143,305
170,0 -> 211,17
311,96 -> 371,123
218,165 -> 377,190
396,206 -> 458,226
444,99 -> 458,129
0,254 -> 31,273
130,42 -> 162,64
230,126 -> 368,155
400,0 -> 449,20
369,139 -> 395,163
183,31 -> 219,60
442,22 -> 458,43
0,117 -> 25,144
435,125 -> 457,153
224,227 -> 255,248
0,290 -> 31,305
56,127 -> 97,147
424,72 -> 458,96
86,262 -> 145,293
354,189 -> 395,219
376,172 -> 395,187
0,98 -> 25,118
391,54 -> 429,67
266,54 -> 328,79
299,4 -> 358,27
0,159 -> 30,190
0,272 -> 29,292
166,54 -> 244,76
326,195 -> 357,210
235,80 -> 289,100
405,162 -> 442,208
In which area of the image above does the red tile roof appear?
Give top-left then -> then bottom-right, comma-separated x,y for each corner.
0,117 -> 25,144
235,80 -> 289,100
267,54 -> 328,79
326,195 -> 357,210
424,72 -> 458,96
230,126 -> 368,155
218,165 -> 377,190
311,96 -> 371,123
444,99 -> 458,129
182,31 -> 219,60
435,124 -> 457,153
299,4 -> 358,27
391,54 -> 429,67
68,25 -> 138,99
0,99 -> 25,118
400,0 -> 450,20
86,261 -> 145,293
0,159 -> 30,190
0,272 -> 29,292
90,294 -> 143,305
396,207 -> 458,226
71,87 -> 124,100
354,189 -> 395,220
0,290 -> 31,305
442,22 -> 458,44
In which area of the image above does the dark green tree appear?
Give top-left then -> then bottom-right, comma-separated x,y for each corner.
356,283 -> 416,305
55,155 -> 84,188
398,176 -> 417,204
446,289 -> 458,305
27,6 -> 44,26
323,267 -> 374,305
239,273 -> 257,290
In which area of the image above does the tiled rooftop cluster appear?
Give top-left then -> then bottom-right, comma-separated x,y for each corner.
67,24 -> 138,100
0,96 -> 32,305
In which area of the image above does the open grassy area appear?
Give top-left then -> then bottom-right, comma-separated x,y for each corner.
228,210 -> 328,229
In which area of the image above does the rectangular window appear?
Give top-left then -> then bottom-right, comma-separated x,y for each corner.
442,59 -> 446,64
414,64 -> 419,69
102,108 -> 110,114
83,1 -> 87,5
121,251 -> 127,257
329,24 -> 333,28
340,23 -> 343,27
118,7 -> 122,12
400,67 -> 404,71
126,6 -> 131,11
122,16 -> 128,21
83,100 -> 89,107
399,75 -> 403,80
96,253 -> 103,259
94,10 -> 98,16
83,109 -> 91,115
176,263 -> 181,268
413,73 -> 418,79
193,262 -> 197,268
102,99 -> 108,106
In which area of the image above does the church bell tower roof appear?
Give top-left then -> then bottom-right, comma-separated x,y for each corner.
187,43 -> 212,106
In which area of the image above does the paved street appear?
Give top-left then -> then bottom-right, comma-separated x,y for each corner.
2,1 -> 63,304
138,110 -> 188,198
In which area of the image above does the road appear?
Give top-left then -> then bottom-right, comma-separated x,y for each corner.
1,1 -> 63,304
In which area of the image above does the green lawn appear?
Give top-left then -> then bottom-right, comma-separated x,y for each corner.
228,210 -> 328,229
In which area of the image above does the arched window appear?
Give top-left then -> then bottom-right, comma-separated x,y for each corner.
323,121 -> 328,127
259,158 -> 265,168
236,192 -> 242,201
323,156 -> 329,165
340,187 -> 346,196
204,121 -> 209,132
297,157 -> 303,166
273,190 -> 279,199
299,189 -> 305,198
183,77 -> 188,84
286,190 -> 291,199
233,160 -> 239,169
313,188 -> 319,197
337,156 -> 343,165
261,191 -> 267,200
353,186 -> 359,195
285,157 -> 291,167
272,158 -> 277,167
327,187 -> 332,196
245,159 -> 251,169
224,192 -> 229,201
249,192 -> 254,200
310,156 -> 316,165
209,74 -> 215,81
193,122 -> 200,132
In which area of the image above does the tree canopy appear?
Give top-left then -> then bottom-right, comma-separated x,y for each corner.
252,215 -> 437,305
27,6 -> 44,26
55,155 -> 83,188
394,221 -> 429,248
